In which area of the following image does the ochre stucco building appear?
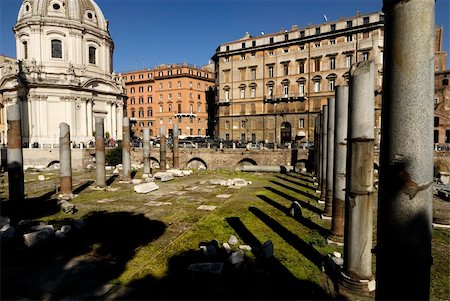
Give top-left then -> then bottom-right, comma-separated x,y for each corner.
120,64 -> 215,139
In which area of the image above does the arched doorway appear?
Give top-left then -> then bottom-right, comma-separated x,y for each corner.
280,122 -> 292,144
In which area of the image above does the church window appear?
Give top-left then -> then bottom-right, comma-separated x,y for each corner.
23,41 -> 28,59
89,46 -> 96,64
51,39 -> 62,59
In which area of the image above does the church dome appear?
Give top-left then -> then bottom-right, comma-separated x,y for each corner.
17,0 -> 109,33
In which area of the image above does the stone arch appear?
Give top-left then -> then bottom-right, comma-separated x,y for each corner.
187,157 -> 207,170
150,156 -> 160,168
236,158 -> 258,170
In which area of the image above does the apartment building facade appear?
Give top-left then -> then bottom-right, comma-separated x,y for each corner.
120,64 -> 215,138
212,12 -> 385,145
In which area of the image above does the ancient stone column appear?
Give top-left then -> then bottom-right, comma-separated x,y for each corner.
314,114 -> 321,181
173,123 -> 180,168
143,128 -> 150,175
159,127 -> 167,172
376,1 -> 435,299
319,105 -> 328,204
59,123 -> 72,198
323,97 -> 335,218
122,117 -> 131,181
7,103 -> 24,203
330,86 -> 349,243
341,61 -> 375,293
95,117 -> 106,188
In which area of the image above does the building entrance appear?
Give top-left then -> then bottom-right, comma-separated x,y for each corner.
280,122 -> 292,144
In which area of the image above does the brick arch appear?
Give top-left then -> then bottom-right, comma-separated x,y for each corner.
187,157 -> 208,170
236,158 -> 258,170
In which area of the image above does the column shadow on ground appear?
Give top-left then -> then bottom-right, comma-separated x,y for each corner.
270,180 -> 320,201
72,180 -> 94,194
287,172 -> 316,184
264,186 -> 323,215
275,175 -> 318,191
106,175 -> 118,186
257,194 -> 330,237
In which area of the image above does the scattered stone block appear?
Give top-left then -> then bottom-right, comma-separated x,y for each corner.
332,251 -> 342,258
289,201 -> 302,218
222,242 -> 232,253
239,244 -> 252,252
58,200 -> 76,214
0,224 -> 15,240
38,175 -> 46,181
167,169 -> 184,177
197,205 -> 217,211
185,186 -> 198,191
182,170 -> 193,176
23,229 -> 53,247
160,173 -> 174,182
228,235 -> 238,245
262,240 -> 274,258
144,201 -> 172,206
233,178 -> 248,187
187,262 -> 224,275
131,179 -> 142,184
153,172 -> 165,179
134,182 -> 159,194
228,250 -> 245,265
106,187 -> 119,192
97,198 -> 116,203
331,256 -> 344,266
31,224 -> 54,233
216,194 -> 232,199
60,225 -> 72,234
209,179 -> 222,185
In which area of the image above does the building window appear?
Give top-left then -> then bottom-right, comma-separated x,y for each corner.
160,118 -> 163,125
168,70 -> 172,75
268,86 -> 274,98
226,133 -> 230,140
197,83 -> 201,90
300,30 -> 305,38
269,37 -> 274,43
299,61 -> 305,73
139,97 -> 144,104
139,74 -> 143,79
241,54 -> 246,60
177,92 -> 181,98
130,98 -> 135,104
240,87 -> 245,98
434,117 -> 440,127
242,42 -> 246,48
51,39 -> 62,58
268,50 -> 274,56
189,93 -> 193,99
169,104 -> 172,112
177,81 -> 181,88
329,39 -> 336,45
315,27 -> 321,35
168,93 -> 172,99
251,87 -> 256,98
225,90 -> 230,101
159,83 -> 163,90
284,33 -> 289,41
159,104 -> 163,112
178,103 -> 182,112
130,87 -> 135,93
314,42 -> 321,48
363,52 -> 369,61
434,130 -> 439,143
346,35 -> 353,42
197,104 -> 201,112
330,24 -> 336,31
251,68 -> 256,80
168,82 -> 172,89
159,94 -> 163,100
139,108 -> 144,117
189,82 -> 193,89
346,20 -> 353,28
299,118 -> 305,128
148,108 -> 153,117
346,55 -> 353,68
298,83 -> 305,96
131,109 -> 135,117
363,31 -> 370,39
314,80 -> 321,92
268,66 -> 274,77
299,44 -> 305,51
330,57 -> 336,70
23,41 -> 28,59
225,121 -> 230,129
314,59 -> 321,72
148,85 -> 152,92
363,17 -> 370,25
329,79 -> 335,91
190,104 -> 193,113
283,84 -> 289,96
139,86 -> 143,93
250,52 -> 256,58
446,130 -> 450,143
252,40 -> 256,47
283,48 -> 289,53
241,120 -> 246,129
283,64 -> 289,76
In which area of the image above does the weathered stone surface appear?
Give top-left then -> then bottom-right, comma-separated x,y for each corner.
289,201 -> 302,218
239,244 -> 252,251
216,194 -> 232,199
97,198 -> 116,203
160,173 -> 174,182
233,178 -> 248,187
23,230 -> 53,247
228,250 -> 245,264
167,169 -> 184,177
144,201 -> 171,206
0,224 -> 15,240
222,242 -> 232,253
131,179 -> 142,184
58,200 -> 75,214
187,262 -> 224,274
61,225 -> 71,234
262,240 -> 274,258
134,182 -> 159,194
228,235 -> 238,245
197,205 -> 217,211
38,175 -> 45,181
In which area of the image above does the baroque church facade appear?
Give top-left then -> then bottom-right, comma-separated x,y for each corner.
0,0 -> 126,147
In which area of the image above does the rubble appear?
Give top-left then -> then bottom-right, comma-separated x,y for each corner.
134,182 -> 159,194
227,250 -> 245,264
197,205 -> 217,211
58,199 -> 76,214
228,235 -> 238,245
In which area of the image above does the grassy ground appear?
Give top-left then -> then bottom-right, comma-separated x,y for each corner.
0,168 -> 448,300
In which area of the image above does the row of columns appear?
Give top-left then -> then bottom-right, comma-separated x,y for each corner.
314,0 -> 434,298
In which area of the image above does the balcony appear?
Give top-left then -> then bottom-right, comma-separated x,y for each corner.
264,93 -> 307,104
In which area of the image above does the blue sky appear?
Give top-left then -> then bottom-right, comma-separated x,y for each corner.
1,0 -> 449,73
